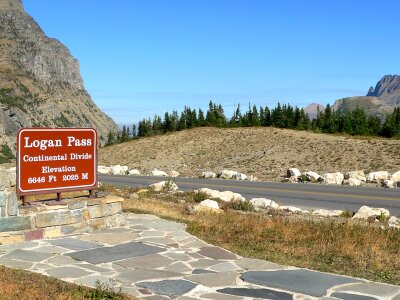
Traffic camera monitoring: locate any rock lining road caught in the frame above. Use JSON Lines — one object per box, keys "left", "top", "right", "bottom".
{"left": 99, "top": 175, "right": 400, "bottom": 215}
{"left": 0, "top": 213, "right": 399, "bottom": 299}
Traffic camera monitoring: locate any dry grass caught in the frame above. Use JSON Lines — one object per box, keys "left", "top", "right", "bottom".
{"left": 0, "top": 266, "right": 133, "bottom": 300}
{"left": 119, "top": 189, "right": 400, "bottom": 285}
{"left": 99, "top": 127, "right": 400, "bottom": 181}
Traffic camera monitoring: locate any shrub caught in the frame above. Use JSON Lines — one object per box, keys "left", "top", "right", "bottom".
{"left": 220, "top": 199, "right": 255, "bottom": 212}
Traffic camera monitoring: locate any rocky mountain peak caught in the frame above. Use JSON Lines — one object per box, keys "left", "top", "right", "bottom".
{"left": 0, "top": 0, "right": 117, "bottom": 141}
{"left": 366, "top": 75, "right": 400, "bottom": 106}
{"left": 0, "top": 0, "right": 23, "bottom": 11}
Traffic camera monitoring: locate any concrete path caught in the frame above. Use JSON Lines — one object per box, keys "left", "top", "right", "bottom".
{"left": 0, "top": 213, "right": 399, "bottom": 299}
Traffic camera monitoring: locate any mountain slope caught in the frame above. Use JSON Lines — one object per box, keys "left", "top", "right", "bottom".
{"left": 332, "top": 75, "right": 400, "bottom": 118}
{"left": 99, "top": 127, "right": 400, "bottom": 182}
{"left": 0, "top": 0, "right": 117, "bottom": 140}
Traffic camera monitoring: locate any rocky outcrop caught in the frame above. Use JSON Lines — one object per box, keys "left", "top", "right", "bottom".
{"left": 367, "top": 75, "right": 400, "bottom": 106}
{"left": 0, "top": 0, "right": 117, "bottom": 141}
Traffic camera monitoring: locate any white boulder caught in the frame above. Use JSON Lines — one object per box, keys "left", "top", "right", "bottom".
{"left": 382, "top": 180, "right": 395, "bottom": 188}
{"left": 391, "top": 171, "right": 400, "bottom": 183}
{"left": 201, "top": 171, "right": 217, "bottom": 179}
{"left": 344, "top": 171, "right": 366, "bottom": 182}
{"left": 199, "top": 199, "right": 220, "bottom": 210}
{"left": 169, "top": 170, "right": 180, "bottom": 177}
{"left": 128, "top": 169, "right": 141, "bottom": 175}
{"left": 232, "top": 172, "right": 247, "bottom": 181}
{"left": 312, "top": 209, "right": 343, "bottom": 217}
{"left": 111, "top": 165, "right": 128, "bottom": 175}
{"left": 198, "top": 188, "right": 245, "bottom": 202}
{"left": 150, "top": 169, "right": 169, "bottom": 177}
{"left": 366, "top": 171, "right": 390, "bottom": 183}
{"left": 342, "top": 178, "right": 362, "bottom": 187}
{"left": 248, "top": 175, "right": 258, "bottom": 181}
{"left": 352, "top": 205, "right": 390, "bottom": 220}
{"left": 218, "top": 170, "right": 238, "bottom": 179}
{"left": 321, "top": 172, "right": 344, "bottom": 185}
{"left": 388, "top": 216, "right": 399, "bottom": 229}
{"left": 219, "top": 191, "right": 245, "bottom": 202}
{"left": 149, "top": 180, "right": 178, "bottom": 192}
{"left": 302, "top": 171, "right": 321, "bottom": 182}
{"left": 280, "top": 206, "right": 304, "bottom": 213}
{"left": 287, "top": 168, "right": 301, "bottom": 178}
{"left": 249, "top": 198, "right": 279, "bottom": 209}
{"left": 98, "top": 165, "right": 112, "bottom": 174}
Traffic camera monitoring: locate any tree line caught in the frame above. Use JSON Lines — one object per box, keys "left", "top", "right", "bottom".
{"left": 105, "top": 101, "right": 400, "bottom": 145}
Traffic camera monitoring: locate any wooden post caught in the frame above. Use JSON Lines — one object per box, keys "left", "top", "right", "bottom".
{"left": 56, "top": 192, "right": 61, "bottom": 201}
{"left": 89, "top": 189, "right": 95, "bottom": 199}
{"left": 21, "top": 196, "right": 27, "bottom": 206}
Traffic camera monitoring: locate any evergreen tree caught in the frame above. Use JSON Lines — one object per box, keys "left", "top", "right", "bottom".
{"left": 198, "top": 108, "right": 206, "bottom": 126}
{"left": 132, "top": 124, "right": 137, "bottom": 139}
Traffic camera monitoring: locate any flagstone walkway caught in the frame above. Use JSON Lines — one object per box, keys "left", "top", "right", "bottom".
{"left": 0, "top": 213, "right": 399, "bottom": 299}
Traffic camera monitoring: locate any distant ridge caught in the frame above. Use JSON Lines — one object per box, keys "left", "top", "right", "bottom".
{"left": 304, "top": 103, "right": 325, "bottom": 119}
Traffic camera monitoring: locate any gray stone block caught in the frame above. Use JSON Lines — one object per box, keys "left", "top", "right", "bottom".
{"left": 67, "top": 201, "right": 86, "bottom": 210}
{"left": 137, "top": 280, "right": 197, "bottom": 298}
{"left": 241, "top": 270, "right": 360, "bottom": 297}
{"left": 1, "top": 249, "right": 54, "bottom": 262}
{"left": 0, "top": 216, "right": 32, "bottom": 232}
{"left": 104, "top": 202, "right": 122, "bottom": 216}
{"left": 0, "top": 171, "right": 10, "bottom": 190}
{"left": 0, "top": 191, "right": 6, "bottom": 207}
{"left": 6, "top": 191, "right": 18, "bottom": 216}
{"left": 35, "top": 209, "right": 83, "bottom": 228}
{"left": 217, "top": 287, "right": 293, "bottom": 299}
{"left": 87, "top": 205, "right": 105, "bottom": 219}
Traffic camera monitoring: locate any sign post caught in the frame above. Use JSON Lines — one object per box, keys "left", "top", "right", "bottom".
{"left": 17, "top": 128, "right": 97, "bottom": 205}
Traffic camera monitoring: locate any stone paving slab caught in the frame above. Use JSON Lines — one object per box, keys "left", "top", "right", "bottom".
{"left": 137, "top": 280, "right": 197, "bottom": 298}
{"left": 217, "top": 287, "right": 293, "bottom": 299}
{"left": 241, "top": 270, "right": 361, "bottom": 297}
{"left": 48, "top": 238, "right": 102, "bottom": 251}
{"left": 0, "top": 213, "right": 399, "bottom": 300}
{"left": 66, "top": 241, "right": 165, "bottom": 264}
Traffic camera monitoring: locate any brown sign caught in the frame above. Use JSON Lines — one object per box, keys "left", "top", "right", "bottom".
{"left": 17, "top": 128, "right": 97, "bottom": 196}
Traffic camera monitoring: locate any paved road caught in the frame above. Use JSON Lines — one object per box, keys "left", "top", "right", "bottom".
{"left": 99, "top": 174, "right": 400, "bottom": 215}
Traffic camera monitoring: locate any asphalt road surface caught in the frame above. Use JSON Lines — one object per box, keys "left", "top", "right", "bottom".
{"left": 99, "top": 174, "right": 400, "bottom": 215}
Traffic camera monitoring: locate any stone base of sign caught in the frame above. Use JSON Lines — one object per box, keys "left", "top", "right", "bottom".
{"left": 0, "top": 195, "right": 125, "bottom": 245}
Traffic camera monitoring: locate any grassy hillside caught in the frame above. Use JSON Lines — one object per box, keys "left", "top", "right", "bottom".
{"left": 332, "top": 96, "right": 393, "bottom": 120}
{"left": 99, "top": 127, "right": 400, "bottom": 181}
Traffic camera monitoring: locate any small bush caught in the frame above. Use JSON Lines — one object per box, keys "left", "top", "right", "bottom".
{"left": 220, "top": 199, "right": 255, "bottom": 212}
{"left": 192, "top": 191, "right": 209, "bottom": 203}
{"left": 340, "top": 210, "right": 354, "bottom": 218}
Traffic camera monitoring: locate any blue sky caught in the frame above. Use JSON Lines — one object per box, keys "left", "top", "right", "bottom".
{"left": 24, "top": 0, "right": 400, "bottom": 124}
